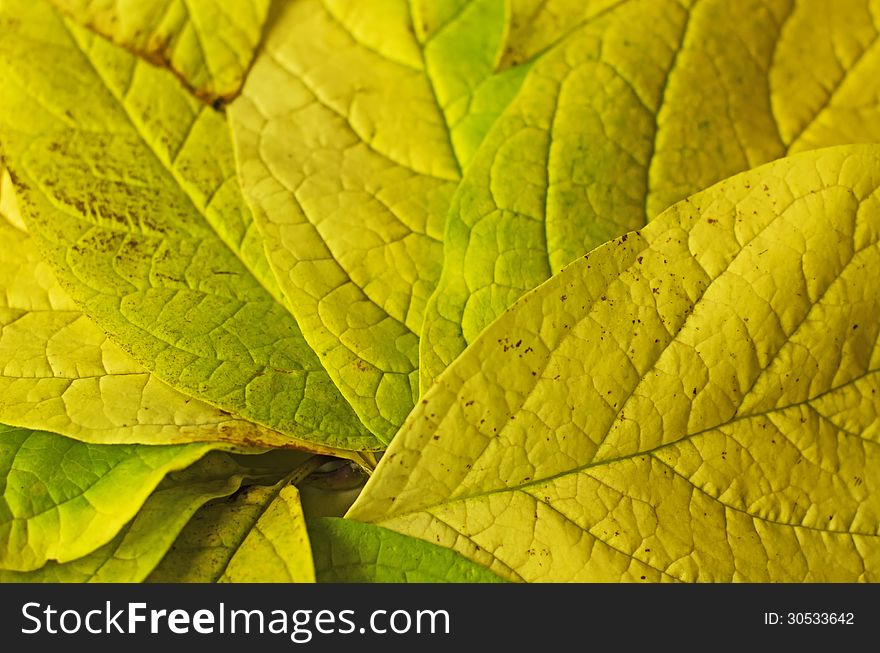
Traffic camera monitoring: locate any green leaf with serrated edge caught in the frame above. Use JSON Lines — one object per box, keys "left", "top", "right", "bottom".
{"left": 420, "top": 0, "right": 880, "bottom": 389}
{"left": 310, "top": 518, "right": 506, "bottom": 583}
{"left": 351, "top": 146, "right": 880, "bottom": 582}
{"left": 147, "top": 462, "right": 320, "bottom": 582}
{"left": 229, "top": 0, "right": 527, "bottom": 440}
{"left": 49, "top": 0, "right": 270, "bottom": 103}
{"left": 0, "top": 423, "right": 225, "bottom": 571}
{"left": 0, "top": 194, "right": 341, "bottom": 453}
{"left": 0, "top": 0, "right": 379, "bottom": 453}
{"left": 0, "top": 448, "right": 313, "bottom": 582}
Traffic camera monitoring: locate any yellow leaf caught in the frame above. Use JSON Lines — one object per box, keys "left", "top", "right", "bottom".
{"left": 498, "top": 0, "right": 625, "bottom": 69}
{"left": 0, "top": 0, "right": 379, "bottom": 453}
{"left": 0, "top": 424, "right": 221, "bottom": 571}
{"left": 229, "top": 0, "right": 526, "bottom": 439}
{"left": 421, "top": 0, "right": 880, "bottom": 389}
{"left": 221, "top": 486, "right": 314, "bottom": 582}
{"left": 49, "top": 0, "right": 270, "bottom": 102}
{"left": 0, "top": 445, "right": 311, "bottom": 580}
{"left": 0, "top": 209, "right": 341, "bottom": 452}
{"left": 350, "top": 146, "right": 880, "bottom": 582}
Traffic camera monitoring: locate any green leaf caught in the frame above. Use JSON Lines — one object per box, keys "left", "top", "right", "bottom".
{"left": 350, "top": 146, "right": 880, "bottom": 581}
{"left": 0, "top": 0, "right": 379, "bottom": 454}
{"left": 0, "top": 423, "right": 221, "bottom": 571}
{"left": 49, "top": 0, "right": 270, "bottom": 103}
{"left": 420, "top": 0, "right": 880, "bottom": 387}
{"left": 411, "top": 0, "right": 531, "bottom": 167}
{"left": 0, "top": 448, "right": 313, "bottom": 582}
{"left": 310, "top": 517, "right": 506, "bottom": 582}
{"left": 148, "top": 460, "right": 321, "bottom": 582}
{"left": 221, "top": 485, "right": 314, "bottom": 582}
{"left": 229, "top": 0, "right": 526, "bottom": 440}
{"left": 0, "top": 200, "right": 334, "bottom": 451}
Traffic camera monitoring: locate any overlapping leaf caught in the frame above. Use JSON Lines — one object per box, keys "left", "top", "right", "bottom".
{"left": 0, "top": 423, "right": 221, "bottom": 571}
{"left": 229, "top": 0, "right": 528, "bottom": 439}
{"left": 2, "top": 0, "right": 879, "bottom": 587}
{"left": 0, "top": 203, "right": 324, "bottom": 449}
{"left": 148, "top": 472, "right": 316, "bottom": 582}
{"left": 0, "top": 162, "right": 25, "bottom": 230}
{"left": 421, "top": 0, "right": 880, "bottom": 387}
{"left": 49, "top": 0, "right": 270, "bottom": 103}
{"left": 350, "top": 146, "right": 880, "bottom": 581}
{"left": 0, "top": 0, "right": 379, "bottom": 453}
{"left": 498, "top": 0, "right": 625, "bottom": 69}
{"left": 0, "top": 446, "right": 313, "bottom": 582}
{"left": 310, "top": 518, "right": 505, "bottom": 582}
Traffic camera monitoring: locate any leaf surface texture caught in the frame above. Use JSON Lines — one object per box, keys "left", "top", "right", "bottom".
{"left": 0, "top": 0, "right": 379, "bottom": 453}
{"left": 0, "top": 424, "right": 218, "bottom": 571}
{"left": 352, "top": 147, "right": 880, "bottom": 582}
{"left": 0, "top": 207, "right": 327, "bottom": 449}
{"left": 310, "top": 517, "right": 506, "bottom": 582}
{"left": 421, "top": 0, "right": 880, "bottom": 386}
{"left": 50, "top": 0, "right": 270, "bottom": 102}
{"left": 229, "top": 0, "right": 527, "bottom": 438}
{"left": 148, "top": 475, "right": 315, "bottom": 582}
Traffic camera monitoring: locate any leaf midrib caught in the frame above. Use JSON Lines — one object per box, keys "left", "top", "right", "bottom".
{"left": 386, "top": 366, "right": 880, "bottom": 527}
{"left": 210, "top": 458, "right": 323, "bottom": 582}
{"left": 378, "top": 192, "right": 880, "bottom": 525}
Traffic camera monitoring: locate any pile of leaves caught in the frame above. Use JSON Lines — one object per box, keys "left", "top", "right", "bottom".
{"left": 1, "top": 0, "right": 879, "bottom": 583}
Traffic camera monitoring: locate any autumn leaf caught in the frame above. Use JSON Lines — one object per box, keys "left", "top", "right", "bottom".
{"left": 351, "top": 146, "right": 880, "bottom": 582}
{"left": 421, "top": 0, "right": 880, "bottom": 388}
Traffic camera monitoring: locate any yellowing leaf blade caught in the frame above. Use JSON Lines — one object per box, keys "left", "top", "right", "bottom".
{"left": 498, "top": 0, "right": 625, "bottom": 69}
{"left": 421, "top": 0, "right": 880, "bottom": 388}
{"left": 0, "top": 447, "right": 313, "bottom": 582}
{"left": 0, "top": 0, "right": 379, "bottom": 453}
{"left": 220, "top": 485, "right": 314, "bottom": 583}
{"left": 0, "top": 204, "right": 342, "bottom": 452}
{"left": 351, "top": 146, "right": 880, "bottom": 582}
{"left": 148, "top": 474, "right": 316, "bottom": 583}
{"left": 310, "top": 517, "right": 507, "bottom": 582}
{"left": 0, "top": 423, "right": 219, "bottom": 571}
{"left": 49, "top": 0, "right": 270, "bottom": 102}
{"left": 229, "top": 0, "right": 527, "bottom": 439}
